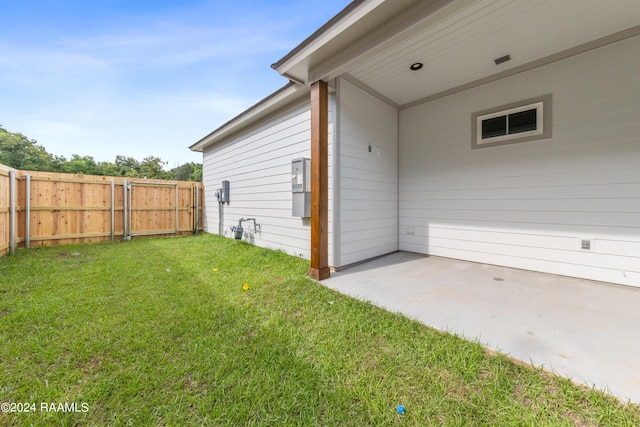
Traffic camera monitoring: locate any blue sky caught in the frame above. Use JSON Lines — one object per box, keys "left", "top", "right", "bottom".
{"left": 0, "top": 0, "right": 349, "bottom": 168}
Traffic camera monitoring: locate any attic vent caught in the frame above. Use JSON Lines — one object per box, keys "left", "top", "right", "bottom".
{"left": 494, "top": 54, "right": 511, "bottom": 65}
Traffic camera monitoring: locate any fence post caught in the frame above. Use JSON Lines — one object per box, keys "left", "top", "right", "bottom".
{"left": 9, "top": 170, "right": 16, "bottom": 254}
{"left": 110, "top": 180, "right": 115, "bottom": 241}
{"left": 25, "top": 174, "right": 31, "bottom": 249}
{"left": 175, "top": 184, "right": 179, "bottom": 235}
{"left": 123, "top": 179, "right": 128, "bottom": 240}
{"left": 194, "top": 184, "right": 199, "bottom": 235}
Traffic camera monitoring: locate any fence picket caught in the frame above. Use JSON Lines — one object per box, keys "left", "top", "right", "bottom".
{"left": 0, "top": 165, "right": 204, "bottom": 254}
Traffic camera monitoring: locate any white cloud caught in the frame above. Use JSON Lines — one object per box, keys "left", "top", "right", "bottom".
{"left": 0, "top": 0, "right": 351, "bottom": 167}
{"left": 1, "top": 88, "right": 253, "bottom": 165}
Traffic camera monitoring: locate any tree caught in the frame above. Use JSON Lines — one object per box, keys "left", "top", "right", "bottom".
{"left": 139, "top": 156, "right": 169, "bottom": 179}
{"left": 50, "top": 154, "right": 67, "bottom": 172}
{"left": 114, "top": 156, "right": 141, "bottom": 177}
{"left": 190, "top": 163, "right": 203, "bottom": 182}
{"left": 170, "top": 162, "right": 202, "bottom": 181}
{"left": 0, "top": 125, "right": 202, "bottom": 181}
{"left": 62, "top": 154, "right": 101, "bottom": 175}
{"left": 98, "top": 161, "right": 119, "bottom": 177}
{"left": 0, "top": 126, "right": 56, "bottom": 171}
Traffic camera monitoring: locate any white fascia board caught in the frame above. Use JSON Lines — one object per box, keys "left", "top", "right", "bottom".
{"left": 273, "top": 0, "right": 386, "bottom": 84}
{"left": 309, "top": 0, "right": 462, "bottom": 83}
{"left": 189, "top": 82, "right": 308, "bottom": 152}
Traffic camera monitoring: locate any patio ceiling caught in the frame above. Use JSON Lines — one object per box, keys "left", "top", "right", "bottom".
{"left": 278, "top": 0, "right": 640, "bottom": 108}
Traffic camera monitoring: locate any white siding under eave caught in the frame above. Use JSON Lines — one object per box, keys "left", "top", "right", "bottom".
{"left": 202, "top": 99, "right": 335, "bottom": 262}
{"left": 336, "top": 77, "right": 398, "bottom": 267}
{"left": 399, "top": 35, "right": 640, "bottom": 287}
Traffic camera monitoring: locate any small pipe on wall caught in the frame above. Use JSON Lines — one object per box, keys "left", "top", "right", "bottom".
{"left": 232, "top": 218, "right": 260, "bottom": 240}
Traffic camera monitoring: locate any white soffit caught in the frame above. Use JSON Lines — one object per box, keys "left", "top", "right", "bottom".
{"left": 346, "top": 0, "right": 640, "bottom": 106}
{"left": 275, "top": 0, "right": 423, "bottom": 84}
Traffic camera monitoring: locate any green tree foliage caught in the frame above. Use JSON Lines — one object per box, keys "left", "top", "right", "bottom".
{"left": 190, "top": 163, "right": 203, "bottom": 182}
{"left": 170, "top": 162, "right": 202, "bottom": 182}
{"left": 62, "top": 154, "right": 101, "bottom": 175}
{"left": 114, "top": 155, "right": 141, "bottom": 177}
{"left": 0, "top": 125, "right": 202, "bottom": 181}
{"left": 140, "top": 156, "right": 170, "bottom": 179}
{"left": 0, "top": 125, "right": 59, "bottom": 171}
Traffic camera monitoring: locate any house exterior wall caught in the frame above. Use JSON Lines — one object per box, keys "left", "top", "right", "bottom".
{"left": 398, "top": 36, "right": 640, "bottom": 287}
{"left": 202, "top": 98, "right": 335, "bottom": 262}
{"left": 336, "top": 77, "right": 398, "bottom": 267}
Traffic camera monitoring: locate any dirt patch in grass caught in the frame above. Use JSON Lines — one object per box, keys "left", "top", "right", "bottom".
{"left": 82, "top": 355, "right": 103, "bottom": 375}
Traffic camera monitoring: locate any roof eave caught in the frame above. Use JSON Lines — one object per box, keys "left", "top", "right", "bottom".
{"left": 271, "top": 0, "right": 381, "bottom": 83}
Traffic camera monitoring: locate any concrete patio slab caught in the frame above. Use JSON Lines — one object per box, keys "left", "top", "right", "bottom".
{"left": 324, "top": 252, "right": 640, "bottom": 403}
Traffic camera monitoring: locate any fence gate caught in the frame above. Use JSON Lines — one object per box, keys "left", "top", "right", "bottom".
{"left": 124, "top": 181, "right": 180, "bottom": 239}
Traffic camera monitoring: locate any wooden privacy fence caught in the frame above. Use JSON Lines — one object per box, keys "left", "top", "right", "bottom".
{"left": 0, "top": 164, "right": 11, "bottom": 256}
{"left": 0, "top": 164, "right": 204, "bottom": 256}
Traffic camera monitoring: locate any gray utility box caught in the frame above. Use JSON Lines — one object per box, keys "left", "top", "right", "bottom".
{"left": 292, "top": 158, "right": 311, "bottom": 218}
{"left": 220, "top": 180, "right": 230, "bottom": 203}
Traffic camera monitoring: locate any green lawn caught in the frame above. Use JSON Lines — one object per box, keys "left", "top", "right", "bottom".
{"left": 0, "top": 234, "right": 638, "bottom": 426}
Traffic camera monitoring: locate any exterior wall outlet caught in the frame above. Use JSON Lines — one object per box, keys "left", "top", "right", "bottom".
{"left": 581, "top": 240, "right": 591, "bottom": 250}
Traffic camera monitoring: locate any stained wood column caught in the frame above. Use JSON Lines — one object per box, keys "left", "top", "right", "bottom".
{"left": 309, "top": 80, "right": 330, "bottom": 280}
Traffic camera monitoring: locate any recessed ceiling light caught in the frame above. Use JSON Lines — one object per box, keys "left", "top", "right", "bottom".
{"left": 494, "top": 54, "right": 511, "bottom": 65}
{"left": 410, "top": 62, "right": 423, "bottom": 71}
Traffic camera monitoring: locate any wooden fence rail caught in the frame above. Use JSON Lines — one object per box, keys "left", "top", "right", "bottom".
{"left": 0, "top": 164, "right": 204, "bottom": 256}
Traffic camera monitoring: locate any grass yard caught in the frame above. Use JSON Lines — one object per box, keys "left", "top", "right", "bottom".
{"left": 0, "top": 234, "right": 638, "bottom": 426}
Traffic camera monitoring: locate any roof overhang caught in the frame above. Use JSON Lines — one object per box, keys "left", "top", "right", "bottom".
{"left": 272, "top": 0, "right": 436, "bottom": 85}
{"left": 192, "top": 0, "right": 640, "bottom": 150}
{"left": 189, "top": 82, "right": 308, "bottom": 152}
{"left": 273, "top": 0, "right": 640, "bottom": 107}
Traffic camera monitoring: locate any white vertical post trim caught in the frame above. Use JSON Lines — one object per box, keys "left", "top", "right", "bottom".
{"left": 331, "top": 83, "right": 341, "bottom": 268}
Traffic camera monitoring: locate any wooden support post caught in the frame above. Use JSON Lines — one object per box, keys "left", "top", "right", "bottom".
{"left": 309, "top": 80, "right": 330, "bottom": 280}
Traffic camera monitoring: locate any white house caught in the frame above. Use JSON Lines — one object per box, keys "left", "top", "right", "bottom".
{"left": 190, "top": 0, "right": 640, "bottom": 287}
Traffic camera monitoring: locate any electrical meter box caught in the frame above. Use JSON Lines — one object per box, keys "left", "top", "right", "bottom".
{"left": 291, "top": 158, "right": 310, "bottom": 217}
{"left": 220, "top": 180, "right": 230, "bottom": 203}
